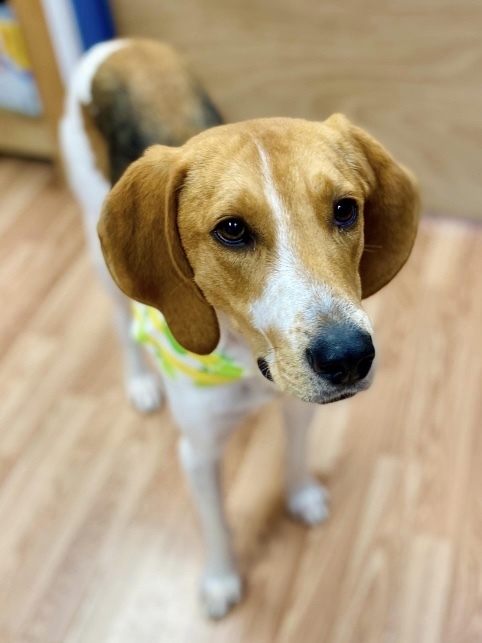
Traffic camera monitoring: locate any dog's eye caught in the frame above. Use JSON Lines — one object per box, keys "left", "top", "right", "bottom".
{"left": 213, "top": 217, "right": 253, "bottom": 248}
{"left": 334, "top": 198, "right": 358, "bottom": 228}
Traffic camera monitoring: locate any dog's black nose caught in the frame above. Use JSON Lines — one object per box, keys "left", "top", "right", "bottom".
{"left": 306, "top": 324, "right": 375, "bottom": 385}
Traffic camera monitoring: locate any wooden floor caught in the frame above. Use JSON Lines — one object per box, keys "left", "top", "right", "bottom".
{"left": 1, "top": 157, "right": 482, "bottom": 643}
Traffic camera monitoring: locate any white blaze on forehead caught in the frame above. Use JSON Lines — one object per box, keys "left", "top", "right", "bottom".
{"left": 250, "top": 142, "right": 372, "bottom": 339}
{"left": 251, "top": 142, "right": 329, "bottom": 334}
{"left": 255, "top": 143, "right": 290, "bottom": 240}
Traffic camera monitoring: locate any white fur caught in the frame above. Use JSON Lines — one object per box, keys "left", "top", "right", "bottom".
{"left": 256, "top": 142, "right": 289, "bottom": 235}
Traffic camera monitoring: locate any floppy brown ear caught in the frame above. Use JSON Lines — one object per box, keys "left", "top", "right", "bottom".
{"left": 328, "top": 114, "right": 420, "bottom": 298}
{"left": 98, "top": 146, "right": 220, "bottom": 354}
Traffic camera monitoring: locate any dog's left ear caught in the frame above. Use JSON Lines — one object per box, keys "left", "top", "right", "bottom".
{"left": 327, "top": 114, "right": 420, "bottom": 298}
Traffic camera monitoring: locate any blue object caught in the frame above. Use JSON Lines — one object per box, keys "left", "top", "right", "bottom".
{"left": 70, "top": 0, "right": 116, "bottom": 51}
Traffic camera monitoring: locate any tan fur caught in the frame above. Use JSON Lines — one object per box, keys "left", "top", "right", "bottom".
{"left": 99, "top": 116, "right": 420, "bottom": 363}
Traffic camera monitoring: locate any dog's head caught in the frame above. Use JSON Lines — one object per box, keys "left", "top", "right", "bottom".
{"left": 98, "top": 115, "right": 420, "bottom": 403}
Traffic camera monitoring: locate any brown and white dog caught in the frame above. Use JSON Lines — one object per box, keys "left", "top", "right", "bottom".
{"left": 61, "top": 38, "right": 420, "bottom": 618}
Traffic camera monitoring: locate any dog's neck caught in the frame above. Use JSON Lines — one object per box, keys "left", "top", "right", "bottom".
{"left": 215, "top": 311, "right": 260, "bottom": 375}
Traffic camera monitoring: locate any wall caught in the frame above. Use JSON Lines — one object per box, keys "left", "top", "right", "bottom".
{"left": 112, "top": 0, "right": 482, "bottom": 220}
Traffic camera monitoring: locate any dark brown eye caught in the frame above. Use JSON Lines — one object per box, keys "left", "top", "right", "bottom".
{"left": 213, "top": 217, "right": 253, "bottom": 247}
{"left": 334, "top": 198, "right": 358, "bottom": 228}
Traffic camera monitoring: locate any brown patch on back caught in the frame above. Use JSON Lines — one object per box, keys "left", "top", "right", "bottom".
{"left": 89, "top": 39, "right": 222, "bottom": 183}
{"left": 80, "top": 103, "right": 109, "bottom": 181}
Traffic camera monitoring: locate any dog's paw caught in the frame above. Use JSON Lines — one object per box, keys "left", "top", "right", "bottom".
{"left": 287, "top": 481, "right": 330, "bottom": 526}
{"left": 200, "top": 571, "right": 243, "bottom": 619}
{"left": 126, "top": 372, "right": 163, "bottom": 413}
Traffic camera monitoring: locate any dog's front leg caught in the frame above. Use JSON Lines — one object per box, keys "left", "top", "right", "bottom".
{"left": 178, "top": 435, "right": 241, "bottom": 619}
{"left": 282, "top": 397, "right": 330, "bottom": 526}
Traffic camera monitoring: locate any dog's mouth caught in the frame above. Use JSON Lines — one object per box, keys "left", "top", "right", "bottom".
{"left": 315, "top": 389, "right": 358, "bottom": 405}
{"left": 305, "top": 380, "right": 371, "bottom": 405}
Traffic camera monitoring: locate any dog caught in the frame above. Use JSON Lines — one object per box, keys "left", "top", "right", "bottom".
{"left": 60, "top": 38, "right": 420, "bottom": 618}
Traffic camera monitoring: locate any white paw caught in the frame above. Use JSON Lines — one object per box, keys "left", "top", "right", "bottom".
{"left": 126, "top": 372, "right": 163, "bottom": 413}
{"left": 287, "top": 481, "right": 330, "bottom": 526}
{"left": 201, "top": 571, "right": 243, "bottom": 619}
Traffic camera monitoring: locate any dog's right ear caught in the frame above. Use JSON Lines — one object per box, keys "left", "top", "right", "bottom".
{"left": 98, "top": 146, "right": 220, "bottom": 355}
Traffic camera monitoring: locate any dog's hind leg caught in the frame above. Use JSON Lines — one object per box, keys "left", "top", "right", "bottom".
{"left": 282, "top": 397, "right": 330, "bottom": 526}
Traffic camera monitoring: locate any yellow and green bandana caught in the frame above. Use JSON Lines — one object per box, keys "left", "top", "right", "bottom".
{"left": 132, "top": 303, "right": 245, "bottom": 387}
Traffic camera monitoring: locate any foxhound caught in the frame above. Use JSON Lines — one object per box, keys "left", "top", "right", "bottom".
{"left": 60, "top": 38, "right": 419, "bottom": 618}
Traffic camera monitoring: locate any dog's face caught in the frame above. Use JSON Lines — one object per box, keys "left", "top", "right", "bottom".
{"left": 99, "top": 116, "right": 419, "bottom": 404}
